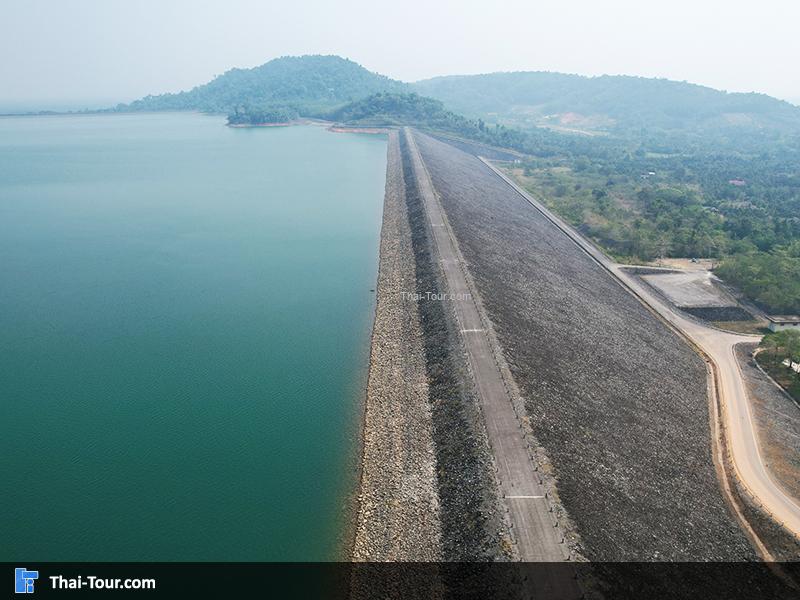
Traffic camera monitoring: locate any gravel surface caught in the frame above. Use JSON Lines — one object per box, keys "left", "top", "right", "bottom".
{"left": 353, "top": 131, "right": 511, "bottom": 569}
{"left": 413, "top": 131, "right": 756, "bottom": 561}
{"left": 641, "top": 271, "right": 737, "bottom": 308}
{"left": 352, "top": 131, "right": 442, "bottom": 562}
{"left": 424, "top": 132, "right": 523, "bottom": 161}
{"left": 400, "top": 132, "right": 513, "bottom": 563}
{"left": 682, "top": 306, "right": 754, "bottom": 322}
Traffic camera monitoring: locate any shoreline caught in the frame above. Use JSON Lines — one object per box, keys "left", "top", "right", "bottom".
{"left": 350, "top": 128, "right": 517, "bottom": 570}
{"left": 227, "top": 121, "right": 293, "bottom": 128}
{"left": 328, "top": 126, "right": 392, "bottom": 135}
{"left": 349, "top": 130, "right": 442, "bottom": 562}
{"left": 226, "top": 120, "right": 392, "bottom": 135}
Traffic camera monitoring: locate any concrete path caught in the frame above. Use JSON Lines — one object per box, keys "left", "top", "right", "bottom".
{"left": 482, "top": 158, "right": 800, "bottom": 542}
{"left": 405, "top": 129, "right": 576, "bottom": 572}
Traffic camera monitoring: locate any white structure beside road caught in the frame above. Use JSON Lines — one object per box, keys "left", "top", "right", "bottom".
{"left": 767, "top": 315, "right": 800, "bottom": 332}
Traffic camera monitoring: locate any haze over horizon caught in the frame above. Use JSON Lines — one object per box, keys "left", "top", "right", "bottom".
{"left": 2, "top": 0, "right": 799, "bottom": 110}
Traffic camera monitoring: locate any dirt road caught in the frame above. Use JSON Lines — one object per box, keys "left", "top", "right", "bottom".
{"left": 483, "top": 158, "right": 800, "bottom": 541}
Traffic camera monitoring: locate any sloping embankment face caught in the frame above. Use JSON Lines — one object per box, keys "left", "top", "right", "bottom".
{"left": 352, "top": 131, "right": 442, "bottom": 561}
{"left": 411, "top": 131, "right": 756, "bottom": 561}
{"left": 398, "top": 132, "right": 514, "bottom": 562}
{"left": 353, "top": 131, "right": 511, "bottom": 564}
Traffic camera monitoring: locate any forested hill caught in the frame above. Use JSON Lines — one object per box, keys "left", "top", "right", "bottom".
{"left": 119, "top": 55, "right": 800, "bottom": 140}
{"left": 326, "top": 93, "right": 537, "bottom": 151}
{"left": 412, "top": 72, "right": 800, "bottom": 135}
{"left": 118, "top": 55, "right": 406, "bottom": 114}
{"left": 329, "top": 92, "right": 462, "bottom": 126}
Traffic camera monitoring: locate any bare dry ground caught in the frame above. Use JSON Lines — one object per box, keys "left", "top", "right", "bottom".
{"left": 646, "top": 258, "right": 717, "bottom": 272}
{"left": 641, "top": 271, "right": 738, "bottom": 308}
{"left": 412, "top": 131, "right": 755, "bottom": 561}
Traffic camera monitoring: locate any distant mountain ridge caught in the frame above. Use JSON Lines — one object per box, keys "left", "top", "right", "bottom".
{"left": 120, "top": 55, "right": 800, "bottom": 136}
{"left": 413, "top": 71, "right": 800, "bottom": 134}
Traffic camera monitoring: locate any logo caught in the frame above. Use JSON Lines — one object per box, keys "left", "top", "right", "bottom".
{"left": 15, "top": 568, "right": 39, "bottom": 594}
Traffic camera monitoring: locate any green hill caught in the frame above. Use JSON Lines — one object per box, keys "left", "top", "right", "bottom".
{"left": 119, "top": 55, "right": 406, "bottom": 114}
{"left": 412, "top": 72, "right": 800, "bottom": 135}
{"left": 326, "top": 92, "right": 539, "bottom": 151}
{"left": 119, "top": 55, "right": 800, "bottom": 140}
{"left": 328, "top": 92, "right": 458, "bottom": 125}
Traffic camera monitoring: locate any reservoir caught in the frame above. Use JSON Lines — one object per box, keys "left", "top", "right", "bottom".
{"left": 0, "top": 113, "right": 387, "bottom": 560}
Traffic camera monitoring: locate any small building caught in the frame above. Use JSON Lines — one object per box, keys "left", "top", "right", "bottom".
{"left": 766, "top": 315, "right": 800, "bottom": 332}
{"left": 781, "top": 358, "right": 800, "bottom": 373}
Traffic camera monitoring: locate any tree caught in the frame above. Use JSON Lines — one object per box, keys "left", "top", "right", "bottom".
{"left": 761, "top": 330, "right": 800, "bottom": 379}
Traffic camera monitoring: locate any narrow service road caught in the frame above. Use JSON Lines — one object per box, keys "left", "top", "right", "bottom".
{"left": 483, "top": 158, "right": 800, "bottom": 541}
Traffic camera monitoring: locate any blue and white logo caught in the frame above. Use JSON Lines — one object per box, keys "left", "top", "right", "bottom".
{"left": 15, "top": 568, "right": 39, "bottom": 594}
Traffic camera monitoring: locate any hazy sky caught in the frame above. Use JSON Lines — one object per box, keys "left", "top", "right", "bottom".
{"left": 2, "top": 0, "right": 799, "bottom": 109}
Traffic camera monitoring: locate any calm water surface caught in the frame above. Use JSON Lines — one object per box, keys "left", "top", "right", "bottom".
{"left": 0, "top": 113, "right": 386, "bottom": 560}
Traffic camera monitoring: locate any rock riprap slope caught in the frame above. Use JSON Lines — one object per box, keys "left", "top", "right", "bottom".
{"left": 353, "top": 131, "right": 442, "bottom": 561}
{"left": 413, "top": 131, "right": 755, "bottom": 560}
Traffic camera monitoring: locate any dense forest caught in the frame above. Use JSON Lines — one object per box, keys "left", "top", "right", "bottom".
{"left": 326, "top": 92, "right": 567, "bottom": 152}
{"left": 120, "top": 55, "right": 800, "bottom": 315}
{"left": 506, "top": 138, "right": 800, "bottom": 314}
{"left": 510, "top": 160, "right": 800, "bottom": 313}
{"left": 227, "top": 105, "right": 298, "bottom": 125}
{"left": 327, "top": 92, "right": 453, "bottom": 124}
{"left": 121, "top": 54, "right": 800, "bottom": 139}
{"left": 413, "top": 72, "right": 800, "bottom": 138}
{"left": 119, "top": 55, "right": 405, "bottom": 114}
{"left": 716, "top": 249, "right": 800, "bottom": 314}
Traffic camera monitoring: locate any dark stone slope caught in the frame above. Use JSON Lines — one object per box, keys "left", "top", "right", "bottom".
{"left": 413, "top": 131, "right": 755, "bottom": 561}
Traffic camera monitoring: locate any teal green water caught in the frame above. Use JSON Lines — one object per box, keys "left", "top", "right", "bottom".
{"left": 0, "top": 113, "right": 386, "bottom": 560}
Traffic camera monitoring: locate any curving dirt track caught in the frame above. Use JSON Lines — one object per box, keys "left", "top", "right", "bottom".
{"left": 482, "top": 157, "right": 800, "bottom": 544}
